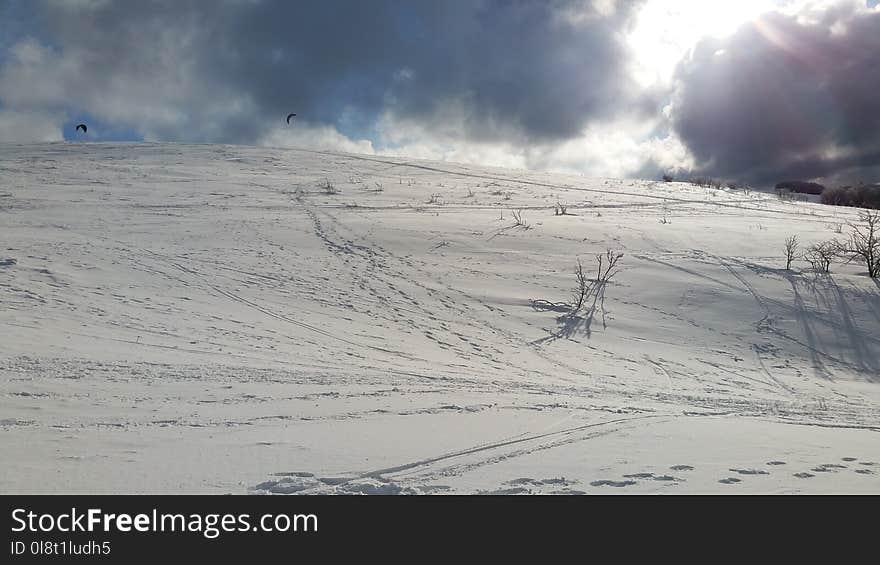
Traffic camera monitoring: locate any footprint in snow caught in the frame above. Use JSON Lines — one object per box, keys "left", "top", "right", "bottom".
{"left": 841, "top": 457, "right": 858, "bottom": 462}
{"left": 811, "top": 464, "right": 847, "bottom": 473}
{"left": 670, "top": 465, "right": 694, "bottom": 471}
{"left": 718, "top": 477, "right": 741, "bottom": 484}
{"left": 766, "top": 461, "right": 786, "bottom": 466}
{"left": 252, "top": 476, "right": 320, "bottom": 494}
{"left": 482, "top": 487, "right": 531, "bottom": 495}
{"left": 418, "top": 485, "right": 452, "bottom": 493}
{"left": 854, "top": 469, "right": 874, "bottom": 475}
{"left": 729, "top": 468, "right": 769, "bottom": 475}
{"left": 540, "top": 477, "right": 577, "bottom": 486}
{"left": 317, "top": 477, "right": 351, "bottom": 485}
{"left": 793, "top": 472, "right": 814, "bottom": 479}
{"left": 590, "top": 480, "right": 636, "bottom": 488}
{"left": 507, "top": 477, "right": 577, "bottom": 487}
{"left": 652, "top": 475, "right": 682, "bottom": 482}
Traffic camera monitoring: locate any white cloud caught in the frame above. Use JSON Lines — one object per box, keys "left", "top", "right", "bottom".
{"left": 261, "top": 123, "right": 377, "bottom": 155}
{"left": 3, "top": 0, "right": 874, "bottom": 183}
{"left": 0, "top": 110, "right": 62, "bottom": 142}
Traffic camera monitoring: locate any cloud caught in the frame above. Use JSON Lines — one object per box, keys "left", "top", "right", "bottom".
{"left": 0, "top": 0, "right": 645, "bottom": 151}
{"left": 9, "top": 0, "right": 874, "bottom": 187}
{"left": 669, "top": 0, "right": 880, "bottom": 185}
{"left": 0, "top": 109, "right": 62, "bottom": 142}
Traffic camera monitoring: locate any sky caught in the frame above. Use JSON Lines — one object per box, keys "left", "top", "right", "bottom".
{"left": 0, "top": 0, "right": 878, "bottom": 186}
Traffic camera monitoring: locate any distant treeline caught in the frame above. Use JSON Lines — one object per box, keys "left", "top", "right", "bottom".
{"left": 819, "top": 184, "right": 880, "bottom": 209}
{"left": 774, "top": 180, "right": 825, "bottom": 195}
{"left": 662, "top": 172, "right": 880, "bottom": 209}
{"left": 774, "top": 180, "right": 880, "bottom": 209}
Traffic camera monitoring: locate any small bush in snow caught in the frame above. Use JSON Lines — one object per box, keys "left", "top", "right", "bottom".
{"left": 838, "top": 210, "right": 880, "bottom": 278}
{"left": 319, "top": 178, "right": 338, "bottom": 195}
{"left": 512, "top": 209, "right": 530, "bottom": 229}
{"left": 784, "top": 235, "right": 799, "bottom": 270}
{"left": 803, "top": 241, "right": 837, "bottom": 273}
{"left": 570, "top": 249, "right": 624, "bottom": 314}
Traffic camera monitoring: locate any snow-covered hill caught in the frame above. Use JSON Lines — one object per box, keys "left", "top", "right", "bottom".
{"left": 2, "top": 142, "right": 878, "bottom": 494}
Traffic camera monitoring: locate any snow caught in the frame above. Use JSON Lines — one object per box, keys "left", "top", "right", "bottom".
{"left": 1, "top": 141, "right": 878, "bottom": 494}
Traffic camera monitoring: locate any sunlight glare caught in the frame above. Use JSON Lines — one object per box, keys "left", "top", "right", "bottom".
{"left": 627, "top": 0, "right": 785, "bottom": 87}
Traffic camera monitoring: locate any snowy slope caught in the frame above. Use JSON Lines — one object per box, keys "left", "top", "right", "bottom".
{"left": 1, "top": 142, "right": 878, "bottom": 494}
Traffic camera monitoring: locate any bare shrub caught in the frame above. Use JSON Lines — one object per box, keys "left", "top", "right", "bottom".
{"left": 662, "top": 172, "right": 674, "bottom": 182}
{"left": 803, "top": 241, "right": 837, "bottom": 273}
{"left": 784, "top": 235, "right": 799, "bottom": 270}
{"left": 839, "top": 210, "right": 880, "bottom": 277}
{"left": 659, "top": 201, "right": 671, "bottom": 224}
{"left": 555, "top": 202, "right": 568, "bottom": 216}
{"left": 319, "top": 178, "right": 338, "bottom": 195}
{"left": 570, "top": 249, "right": 624, "bottom": 314}
{"left": 596, "top": 249, "right": 624, "bottom": 284}
{"left": 426, "top": 193, "right": 442, "bottom": 204}
{"left": 688, "top": 177, "right": 723, "bottom": 189}
{"left": 775, "top": 187, "right": 793, "bottom": 202}
{"left": 571, "top": 258, "right": 590, "bottom": 312}
{"left": 512, "top": 209, "right": 530, "bottom": 229}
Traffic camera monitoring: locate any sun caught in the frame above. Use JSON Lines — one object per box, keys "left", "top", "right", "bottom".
{"left": 626, "top": 0, "right": 786, "bottom": 87}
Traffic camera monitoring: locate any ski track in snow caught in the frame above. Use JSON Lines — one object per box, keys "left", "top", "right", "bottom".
{"left": 1, "top": 142, "right": 879, "bottom": 494}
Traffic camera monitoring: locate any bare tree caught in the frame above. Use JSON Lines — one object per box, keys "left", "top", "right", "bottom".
{"left": 784, "top": 235, "right": 799, "bottom": 270}
{"left": 803, "top": 241, "right": 837, "bottom": 273}
{"left": 839, "top": 210, "right": 880, "bottom": 278}
{"left": 571, "top": 258, "right": 590, "bottom": 312}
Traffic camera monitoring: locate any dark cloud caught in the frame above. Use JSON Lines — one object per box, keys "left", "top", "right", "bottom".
{"left": 670, "top": 2, "right": 880, "bottom": 185}
{"left": 6, "top": 0, "right": 643, "bottom": 145}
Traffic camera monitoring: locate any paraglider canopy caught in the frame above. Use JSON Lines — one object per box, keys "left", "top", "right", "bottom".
{"left": 286, "top": 113, "right": 296, "bottom": 124}
{"left": 75, "top": 123, "right": 87, "bottom": 133}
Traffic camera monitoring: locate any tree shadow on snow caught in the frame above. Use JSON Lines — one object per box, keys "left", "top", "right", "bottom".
{"left": 530, "top": 281, "right": 611, "bottom": 344}
{"left": 785, "top": 270, "right": 880, "bottom": 380}
{"left": 725, "top": 256, "right": 880, "bottom": 380}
